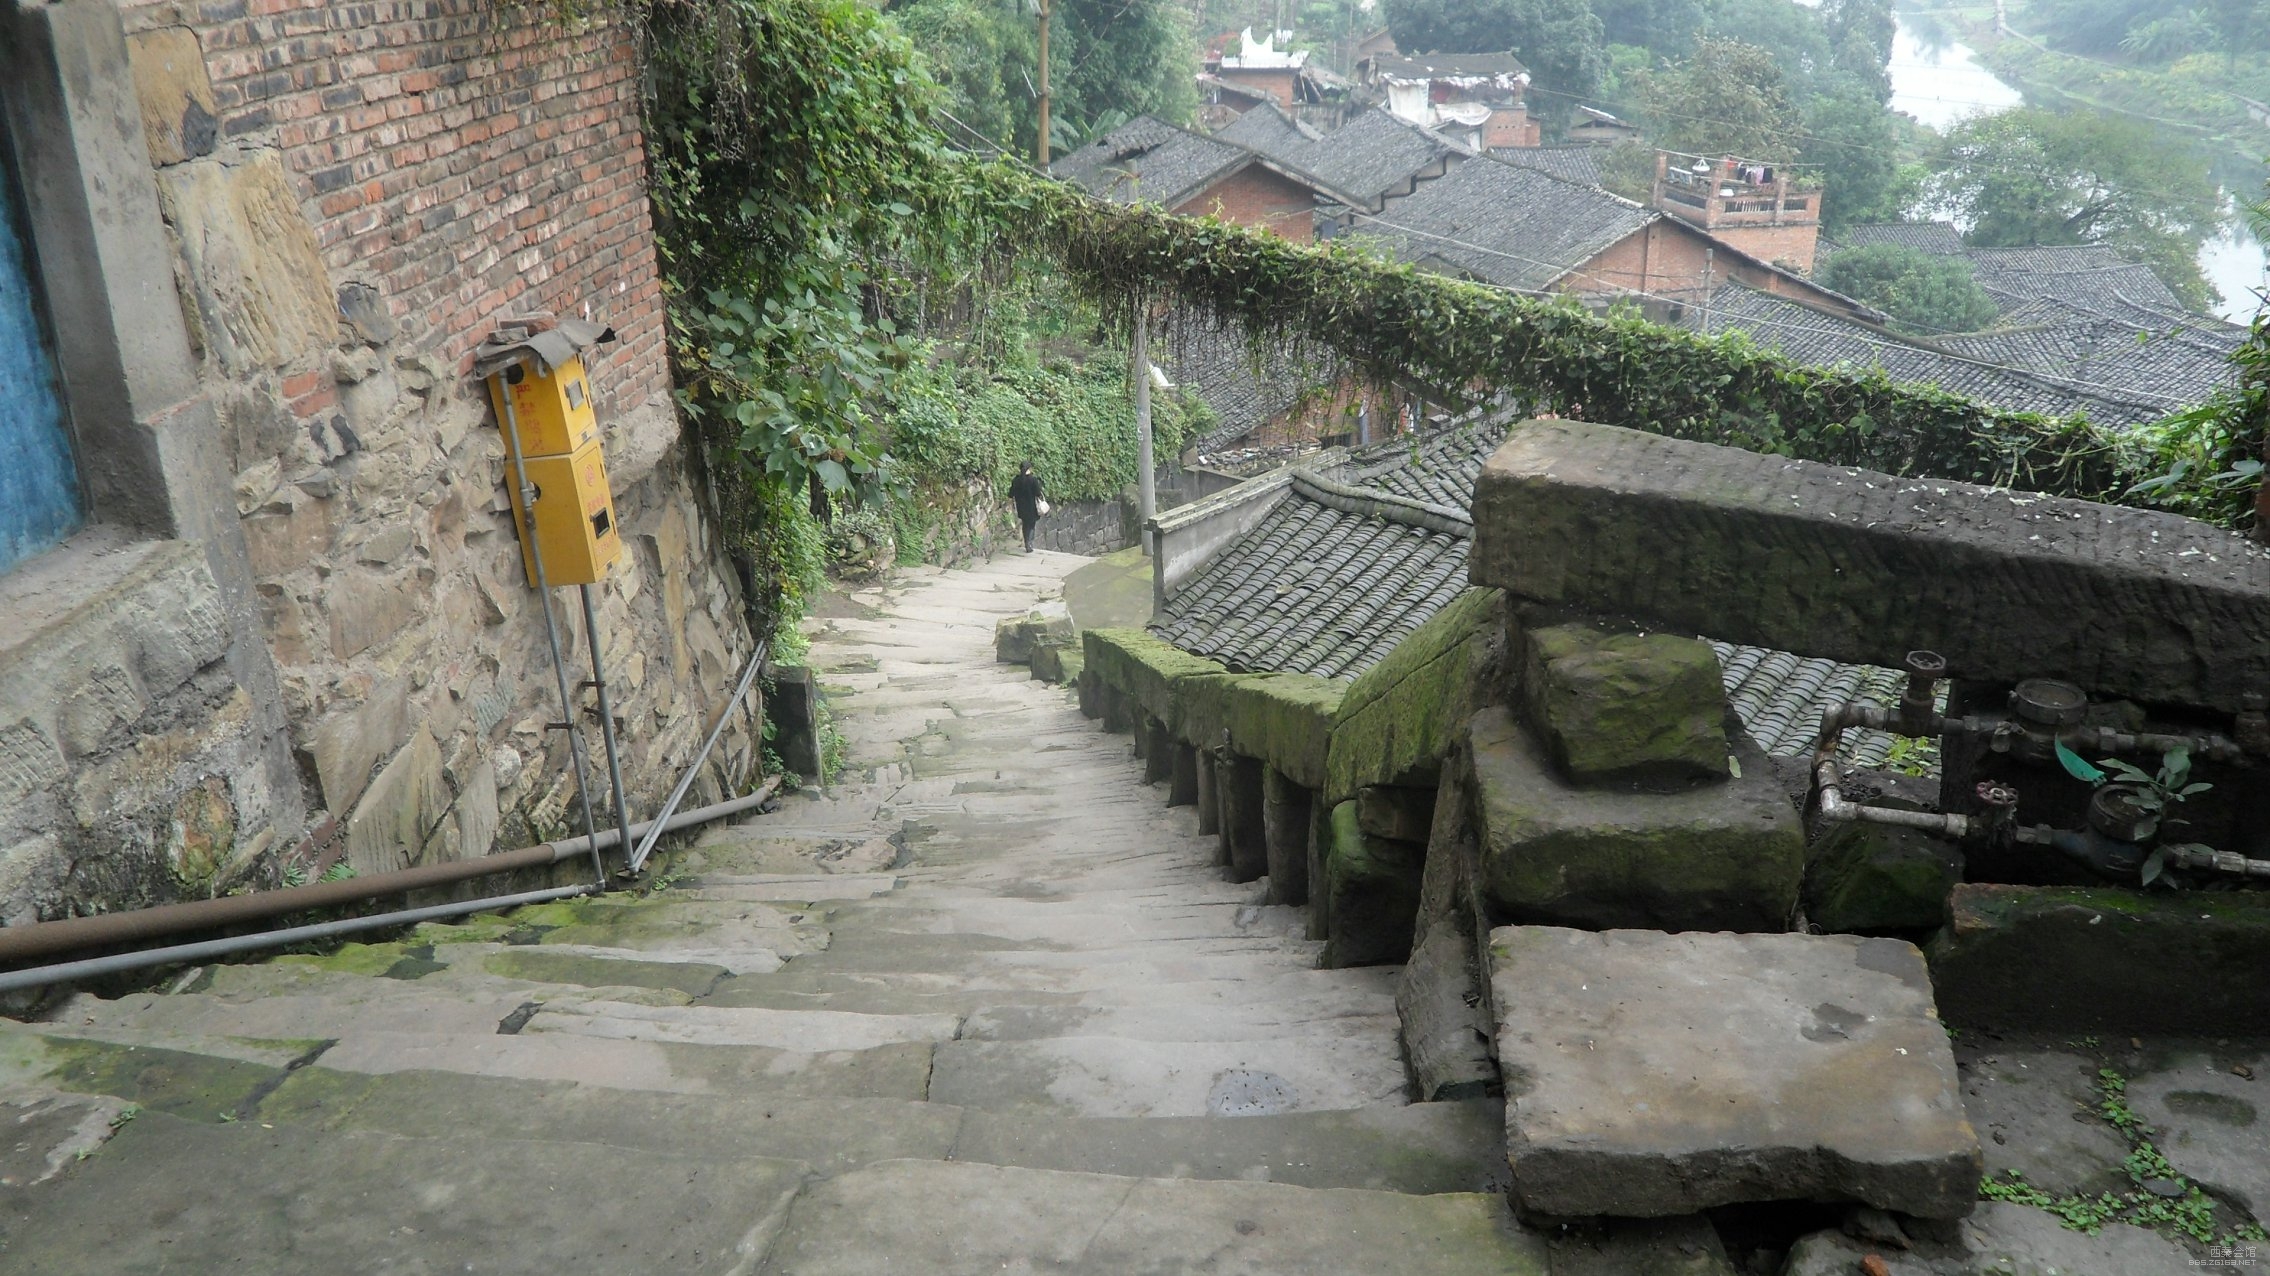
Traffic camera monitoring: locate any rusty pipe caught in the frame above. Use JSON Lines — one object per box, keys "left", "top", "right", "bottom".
{"left": 1815, "top": 759, "right": 1974, "bottom": 839}
{"left": 0, "top": 777, "right": 778, "bottom": 968}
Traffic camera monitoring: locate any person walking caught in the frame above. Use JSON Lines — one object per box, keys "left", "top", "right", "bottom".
{"left": 1009, "top": 461, "right": 1046, "bottom": 553}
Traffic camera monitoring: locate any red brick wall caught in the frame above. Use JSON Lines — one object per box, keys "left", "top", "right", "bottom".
{"left": 1176, "top": 166, "right": 1315, "bottom": 243}
{"left": 1217, "top": 66, "right": 1297, "bottom": 109}
{"left": 1482, "top": 108, "right": 1537, "bottom": 150}
{"left": 1705, "top": 222, "right": 1821, "bottom": 276}
{"left": 131, "top": 0, "right": 667, "bottom": 417}
{"left": 1564, "top": 220, "right": 1849, "bottom": 314}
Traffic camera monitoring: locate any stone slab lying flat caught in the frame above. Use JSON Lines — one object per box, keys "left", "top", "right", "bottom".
{"left": 757, "top": 1158, "right": 1549, "bottom": 1276}
{"left": 928, "top": 1034, "right": 1409, "bottom": 1117}
{"left": 1489, "top": 926, "right": 1980, "bottom": 1218}
{"left": 948, "top": 1099, "right": 1507, "bottom": 1195}
{"left": 1469, "top": 419, "right": 2270, "bottom": 714}
{"left": 1469, "top": 708, "right": 1803, "bottom": 932}
{"left": 1781, "top": 1201, "right": 2198, "bottom": 1276}
{"left": 0, "top": 1112, "right": 807, "bottom": 1275}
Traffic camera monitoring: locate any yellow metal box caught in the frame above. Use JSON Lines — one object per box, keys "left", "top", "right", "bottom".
{"left": 504, "top": 439, "right": 622, "bottom": 586}
{"left": 487, "top": 354, "right": 601, "bottom": 458}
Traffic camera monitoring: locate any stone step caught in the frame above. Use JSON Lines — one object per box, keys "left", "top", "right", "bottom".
{"left": 955, "top": 1001, "right": 1400, "bottom": 1045}
{"left": 699, "top": 966, "right": 1402, "bottom": 1018}
{"left": 818, "top": 899, "right": 1310, "bottom": 946}
{"left": 928, "top": 1033, "right": 1410, "bottom": 1118}
{"left": 670, "top": 873, "right": 899, "bottom": 901}
{"left": 6, "top": 1019, "right": 936, "bottom": 1102}
{"left": 0, "top": 1110, "right": 807, "bottom": 1275}
{"left": 753, "top": 1159, "right": 1547, "bottom": 1276}
{"left": 522, "top": 1000, "right": 963, "bottom": 1051}
{"left": 249, "top": 1068, "right": 1506, "bottom": 1194}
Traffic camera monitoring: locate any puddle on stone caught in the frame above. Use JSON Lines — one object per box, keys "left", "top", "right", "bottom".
{"left": 1208, "top": 1069, "right": 1298, "bottom": 1116}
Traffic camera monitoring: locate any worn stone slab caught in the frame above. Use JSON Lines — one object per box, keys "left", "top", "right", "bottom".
{"left": 1781, "top": 1201, "right": 2199, "bottom": 1276}
{"left": 1953, "top": 1045, "right": 2132, "bottom": 1201}
{"left": 928, "top": 1033, "right": 1409, "bottom": 1118}
{"left": 1928, "top": 884, "right": 2270, "bottom": 1033}
{"left": 2126, "top": 1048, "right": 2270, "bottom": 1220}
{"left": 0, "top": 1091, "right": 132, "bottom": 1189}
{"left": 1220, "top": 672, "right": 1345, "bottom": 791}
{"left": 950, "top": 1100, "right": 1507, "bottom": 1195}
{"left": 1469, "top": 419, "right": 2270, "bottom": 715}
{"left": 757, "top": 1159, "right": 1550, "bottom": 1276}
{"left": 255, "top": 1069, "right": 963, "bottom": 1178}
{"left": 1469, "top": 707, "right": 1803, "bottom": 932}
{"left": 524, "top": 1001, "right": 963, "bottom": 1051}
{"left": 1804, "top": 815, "right": 1962, "bottom": 935}
{"left": 1518, "top": 620, "right": 1730, "bottom": 788}
{"left": 0, "top": 1112, "right": 808, "bottom": 1275}
{"left": 1489, "top": 926, "right": 1980, "bottom": 1218}
{"left": 1081, "top": 628, "right": 1227, "bottom": 733}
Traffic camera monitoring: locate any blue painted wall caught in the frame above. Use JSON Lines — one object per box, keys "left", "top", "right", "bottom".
{"left": 0, "top": 157, "right": 80, "bottom": 574}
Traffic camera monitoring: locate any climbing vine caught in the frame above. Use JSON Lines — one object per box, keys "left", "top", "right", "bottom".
{"left": 624, "top": 0, "right": 2263, "bottom": 644}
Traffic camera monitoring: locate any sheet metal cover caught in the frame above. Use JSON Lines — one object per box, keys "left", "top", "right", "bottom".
{"left": 473, "top": 316, "right": 617, "bottom": 378}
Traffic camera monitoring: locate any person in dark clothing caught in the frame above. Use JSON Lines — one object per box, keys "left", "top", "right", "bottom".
{"left": 1009, "top": 461, "right": 1044, "bottom": 553}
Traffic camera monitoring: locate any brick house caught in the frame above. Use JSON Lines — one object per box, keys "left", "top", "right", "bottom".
{"left": 1357, "top": 51, "right": 1538, "bottom": 153}
{"left": 1050, "top": 116, "right": 1365, "bottom": 244}
{"left": 0, "top": 0, "right": 759, "bottom": 923}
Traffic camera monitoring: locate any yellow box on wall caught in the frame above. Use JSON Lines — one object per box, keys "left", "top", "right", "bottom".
{"left": 487, "top": 354, "right": 601, "bottom": 458}
{"left": 503, "top": 439, "right": 622, "bottom": 586}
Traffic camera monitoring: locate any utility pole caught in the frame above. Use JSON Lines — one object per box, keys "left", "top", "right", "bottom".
{"left": 1036, "top": 0, "right": 1052, "bottom": 166}
{"left": 1132, "top": 304, "right": 1156, "bottom": 551}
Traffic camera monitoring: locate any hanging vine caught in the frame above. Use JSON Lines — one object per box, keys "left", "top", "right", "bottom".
{"left": 622, "top": 0, "right": 2262, "bottom": 643}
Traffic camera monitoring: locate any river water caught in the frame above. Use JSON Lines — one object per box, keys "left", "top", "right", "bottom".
{"left": 1885, "top": 11, "right": 2268, "bottom": 321}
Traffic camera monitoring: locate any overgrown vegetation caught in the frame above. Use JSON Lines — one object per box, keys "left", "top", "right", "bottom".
{"left": 622, "top": 0, "right": 2267, "bottom": 652}
{"left": 1816, "top": 243, "right": 2002, "bottom": 336}
{"left": 1979, "top": 1066, "right": 2269, "bottom": 1248}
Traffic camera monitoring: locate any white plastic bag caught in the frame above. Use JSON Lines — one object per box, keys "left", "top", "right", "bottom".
{"left": 1035, "top": 499, "right": 1051, "bottom": 516}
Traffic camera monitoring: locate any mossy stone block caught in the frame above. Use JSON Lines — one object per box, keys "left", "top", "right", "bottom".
{"left": 1221, "top": 673, "right": 1345, "bottom": 791}
{"left": 1469, "top": 707, "right": 1801, "bottom": 932}
{"left": 1323, "top": 800, "right": 1425, "bottom": 968}
{"left": 1804, "top": 817, "right": 1961, "bottom": 935}
{"left": 1520, "top": 622, "right": 1730, "bottom": 788}
{"left": 1081, "top": 628, "right": 1227, "bottom": 732}
{"left": 1928, "top": 884, "right": 2270, "bottom": 1034}
{"left": 1326, "top": 588, "right": 1506, "bottom": 802}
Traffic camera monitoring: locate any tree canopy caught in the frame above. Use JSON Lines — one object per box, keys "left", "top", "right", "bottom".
{"left": 1929, "top": 107, "right": 2222, "bottom": 309}
{"left": 1816, "top": 243, "right": 2002, "bottom": 335}
{"left": 1635, "top": 37, "right": 1801, "bottom": 161}
{"left": 890, "top": 0, "right": 1195, "bottom": 157}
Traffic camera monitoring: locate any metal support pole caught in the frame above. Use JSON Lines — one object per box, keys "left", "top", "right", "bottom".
{"left": 1133, "top": 305, "right": 1155, "bottom": 552}
{"left": 626, "top": 639, "right": 770, "bottom": 877}
{"left": 1036, "top": 0, "right": 1052, "bottom": 166}
{"left": 497, "top": 386, "right": 606, "bottom": 883}
{"left": 579, "top": 583, "right": 635, "bottom": 880}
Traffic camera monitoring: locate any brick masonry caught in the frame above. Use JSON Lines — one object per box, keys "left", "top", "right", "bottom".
{"left": 1, "top": 0, "right": 759, "bottom": 924}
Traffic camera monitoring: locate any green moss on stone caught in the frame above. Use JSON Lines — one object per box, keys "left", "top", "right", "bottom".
{"left": 33, "top": 1037, "right": 284, "bottom": 1120}
{"left": 1082, "top": 628, "right": 1229, "bottom": 728}
{"left": 1323, "top": 800, "right": 1426, "bottom": 967}
{"left": 482, "top": 948, "right": 728, "bottom": 997}
{"left": 1222, "top": 674, "right": 1345, "bottom": 791}
{"left": 1520, "top": 623, "right": 1729, "bottom": 787}
{"left": 1326, "top": 588, "right": 1504, "bottom": 801}
{"left": 271, "top": 941, "right": 424, "bottom": 977}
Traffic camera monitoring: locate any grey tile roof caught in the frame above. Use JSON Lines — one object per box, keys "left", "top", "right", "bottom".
{"left": 1493, "top": 144, "right": 1602, "bottom": 188}
{"left": 1162, "top": 318, "right": 1334, "bottom": 454}
{"left": 1359, "top": 154, "right": 1654, "bottom": 290}
{"left": 1049, "top": 118, "right": 1252, "bottom": 210}
{"left": 1831, "top": 221, "right": 1966, "bottom": 256}
{"left": 1678, "top": 285, "right": 2182, "bottom": 424}
{"left": 1212, "top": 104, "right": 1322, "bottom": 154}
{"left": 1220, "top": 107, "right": 1469, "bottom": 210}
{"left": 1149, "top": 487, "right": 1472, "bottom": 679}
{"left": 1150, "top": 409, "right": 1935, "bottom": 770}
{"left": 1965, "top": 244, "right": 2185, "bottom": 313}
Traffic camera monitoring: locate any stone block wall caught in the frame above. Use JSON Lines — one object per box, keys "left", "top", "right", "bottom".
{"left": 0, "top": 0, "right": 759, "bottom": 924}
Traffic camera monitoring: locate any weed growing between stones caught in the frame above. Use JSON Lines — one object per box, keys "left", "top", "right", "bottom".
{"left": 1978, "top": 1067, "right": 2269, "bottom": 1248}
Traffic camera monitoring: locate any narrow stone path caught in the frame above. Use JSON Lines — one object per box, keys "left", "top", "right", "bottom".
{"left": 0, "top": 551, "right": 1537, "bottom": 1274}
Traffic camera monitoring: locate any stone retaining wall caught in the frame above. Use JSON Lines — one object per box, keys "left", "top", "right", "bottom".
{"left": 0, "top": 0, "right": 757, "bottom": 925}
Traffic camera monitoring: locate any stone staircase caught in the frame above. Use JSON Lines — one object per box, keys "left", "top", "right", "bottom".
{"left": 0, "top": 554, "right": 1549, "bottom": 1274}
